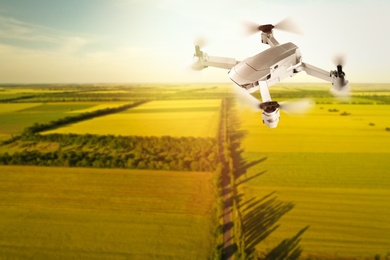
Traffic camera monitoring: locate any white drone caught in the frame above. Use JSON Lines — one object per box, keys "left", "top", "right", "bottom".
{"left": 192, "top": 19, "right": 350, "bottom": 128}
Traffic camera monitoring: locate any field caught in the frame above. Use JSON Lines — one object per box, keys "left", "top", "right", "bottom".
{"left": 240, "top": 104, "right": 390, "bottom": 153}
{"left": 1, "top": 83, "right": 390, "bottom": 259}
{"left": 0, "top": 166, "right": 215, "bottom": 259}
{"left": 234, "top": 100, "right": 390, "bottom": 258}
{"left": 0, "top": 102, "right": 126, "bottom": 141}
{"left": 0, "top": 85, "right": 226, "bottom": 259}
{"left": 44, "top": 99, "right": 222, "bottom": 138}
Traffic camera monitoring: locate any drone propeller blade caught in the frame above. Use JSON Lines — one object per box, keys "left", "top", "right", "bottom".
{"left": 243, "top": 17, "right": 302, "bottom": 35}
{"left": 331, "top": 53, "right": 350, "bottom": 97}
{"left": 193, "top": 36, "right": 208, "bottom": 49}
{"left": 333, "top": 53, "right": 347, "bottom": 68}
{"left": 191, "top": 36, "right": 208, "bottom": 71}
{"left": 242, "top": 20, "right": 263, "bottom": 36}
{"left": 234, "top": 87, "right": 261, "bottom": 111}
{"left": 274, "top": 17, "right": 302, "bottom": 35}
{"left": 279, "top": 99, "right": 314, "bottom": 115}
{"left": 234, "top": 87, "right": 313, "bottom": 115}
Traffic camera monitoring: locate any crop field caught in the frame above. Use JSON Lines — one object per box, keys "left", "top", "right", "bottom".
{"left": 0, "top": 166, "right": 215, "bottom": 259}
{"left": 1, "top": 83, "right": 390, "bottom": 259}
{"left": 234, "top": 101, "right": 390, "bottom": 258}
{"left": 44, "top": 99, "right": 222, "bottom": 138}
{"left": 0, "top": 102, "right": 135, "bottom": 141}
{"left": 240, "top": 104, "right": 390, "bottom": 153}
{"left": 0, "top": 103, "right": 93, "bottom": 141}
{"left": 67, "top": 102, "right": 132, "bottom": 113}
{"left": 0, "top": 103, "right": 41, "bottom": 114}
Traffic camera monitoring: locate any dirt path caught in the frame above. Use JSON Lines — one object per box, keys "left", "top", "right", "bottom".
{"left": 219, "top": 99, "right": 236, "bottom": 260}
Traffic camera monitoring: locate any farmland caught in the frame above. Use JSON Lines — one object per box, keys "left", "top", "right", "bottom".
{"left": 0, "top": 102, "right": 115, "bottom": 141}
{"left": 233, "top": 93, "right": 390, "bottom": 258}
{"left": 0, "top": 166, "right": 216, "bottom": 259}
{"left": 44, "top": 99, "right": 221, "bottom": 137}
{"left": 0, "top": 84, "right": 227, "bottom": 140}
{"left": 0, "top": 84, "right": 226, "bottom": 259}
{"left": 1, "top": 83, "right": 390, "bottom": 259}
{"left": 239, "top": 104, "right": 390, "bottom": 153}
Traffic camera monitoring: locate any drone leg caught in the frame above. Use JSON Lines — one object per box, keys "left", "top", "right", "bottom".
{"left": 259, "top": 81, "right": 272, "bottom": 102}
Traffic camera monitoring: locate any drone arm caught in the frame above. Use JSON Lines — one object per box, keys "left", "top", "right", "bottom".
{"left": 300, "top": 62, "right": 333, "bottom": 83}
{"left": 261, "top": 32, "right": 280, "bottom": 47}
{"left": 192, "top": 46, "right": 238, "bottom": 70}
{"left": 300, "top": 62, "right": 350, "bottom": 95}
{"left": 204, "top": 55, "right": 238, "bottom": 70}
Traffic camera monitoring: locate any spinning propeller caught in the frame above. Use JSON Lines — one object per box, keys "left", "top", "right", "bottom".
{"left": 191, "top": 36, "right": 208, "bottom": 71}
{"left": 235, "top": 87, "right": 313, "bottom": 115}
{"left": 193, "top": 36, "right": 208, "bottom": 51}
{"left": 244, "top": 17, "right": 302, "bottom": 35}
{"left": 331, "top": 54, "right": 350, "bottom": 97}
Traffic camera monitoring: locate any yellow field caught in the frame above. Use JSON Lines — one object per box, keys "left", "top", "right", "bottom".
{"left": 133, "top": 99, "right": 221, "bottom": 109}
{"left": 67, "top": 102, "right": 132, "bottom": 113}
{"left": 0, "top": 166, "right": 216, "bottom": 259}
{"left": 234, "top": 103, "right": 390, "bottom": 259}
{"left": 0, "top": 102, "right": 107, "bottom": 141}
{"left": 239, "top": 104, "right": 390, "bottom": 153}
{"left": 352, "top": 92, "right": 390, "bottom": 96}
{"left": 0, "top": 103, "right": 41, "bottom": 113}
{"left": 0, "top": 88, "right": 62, "bottom": 94}
{"left": 243, "top": 185, "right": 390, "bottom": 258}
{"left": 45, "top": 99, "right": 222, "bottom": 138}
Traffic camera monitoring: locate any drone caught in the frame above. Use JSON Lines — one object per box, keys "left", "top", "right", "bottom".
{"left": 192, "top": 18, "right": 350, "bottom": 128}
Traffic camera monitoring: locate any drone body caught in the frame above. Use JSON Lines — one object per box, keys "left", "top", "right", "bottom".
{"left": 229, "top": 42, "right": 300, "bottom": 91}
{"left": 192, "top": 21, "right": 350, "bottom": 128}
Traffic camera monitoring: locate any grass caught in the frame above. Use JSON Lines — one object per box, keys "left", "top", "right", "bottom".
{"left": 44, "top": 99, "right": 222, "bottom": 138}
{"left": 234, "top": 100, "right": 390, "bottom": 259}
{"left": 0, "top": 166, "right": 215, "bottom": 259}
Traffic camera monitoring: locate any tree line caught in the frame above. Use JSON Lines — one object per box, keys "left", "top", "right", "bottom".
{"left": 0, "top": 134, "right": 219, "bottom": 172}
{"left": 22, "top": 101, "right": 147, "bottom": 135}
{"left": 0, "top": 95, "right": 36, "bottom": 103}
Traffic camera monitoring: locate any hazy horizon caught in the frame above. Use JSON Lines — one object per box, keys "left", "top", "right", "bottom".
{"left": 1, "top": 0, "right": 389, "bottom": 84}
{"left": 2, "top": 82, "right": 390, "bottom": 86}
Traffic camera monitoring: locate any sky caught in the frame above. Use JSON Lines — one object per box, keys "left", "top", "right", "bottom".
{"left": 0, "top": 0, "right": 389, "bottom": 84}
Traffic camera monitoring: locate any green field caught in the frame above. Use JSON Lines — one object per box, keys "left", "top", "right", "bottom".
{"left": 44, "top": 99, "right": 222, "bottom": 138}
{"left": 234, "top": 102, "right": 390, "bottom": 258}
{"left": 0, "top": 166, "right": 215, "bottom": 259}
{"left": 0, "top": 102, "right": 136, "bottom": 141}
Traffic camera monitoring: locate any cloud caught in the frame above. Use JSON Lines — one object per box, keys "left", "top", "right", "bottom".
{"left": 59, "top": 36, "right": 89, "bottom": 54}
{"left": 0, "top": 15, "right": 57, "bottom": 43}
{"left": 0, "top": 14, "right": 106, "bottom": 82}
{"left": 0, "top": 38, "right": 177, "bottom": 83}
{"left": 0, "top": 14, "right": 91, "bottom": 54}
{"left": 0, "top": 10, "right": 212, "bottom": 83}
